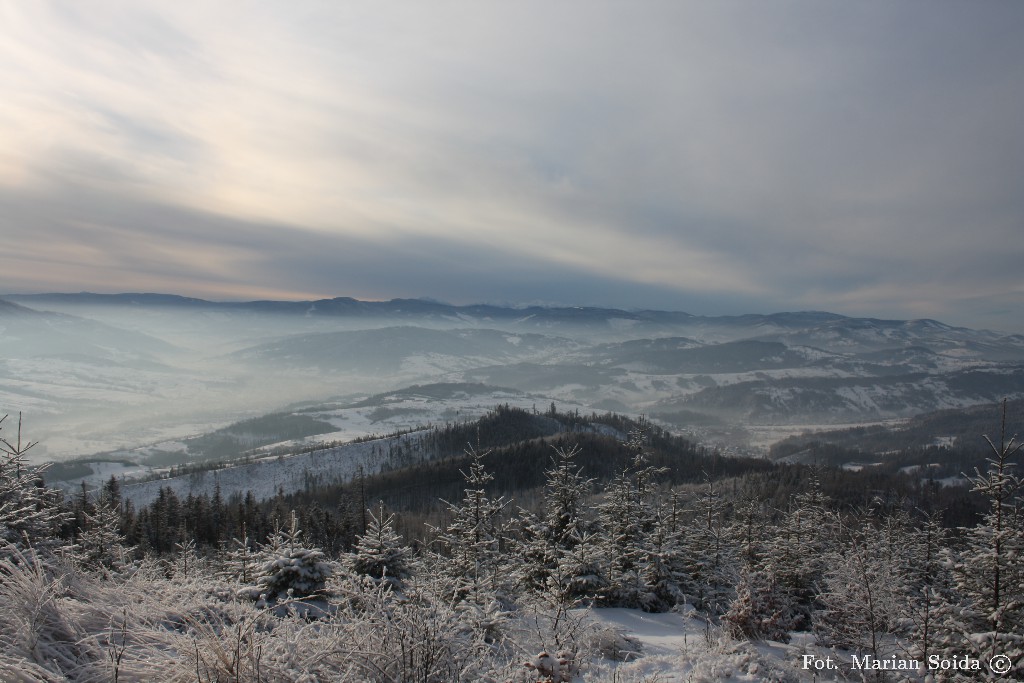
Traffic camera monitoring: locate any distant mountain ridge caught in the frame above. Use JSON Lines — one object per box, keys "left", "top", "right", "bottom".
{"left": 0, "top": 298, "right": 44, "bottom": 315}
{"left": 3, "top": 292, "right": 1024, "bottom": 456}
{"left": 0, "top": 291, "right": 1003, "bottom": 334}
{"left": 7, "top": 292, "right": 1022, "bottom": 362}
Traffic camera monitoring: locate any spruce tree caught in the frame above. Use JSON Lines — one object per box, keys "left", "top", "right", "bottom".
{"left": 815, "top": 507, "right": 903, "bottom": 660}
{"left": 900, "top": 510, "right": 956, "bottom": 665}
{"left": 76, "top": 501, "right": 132, "bottom": 573}
{"left": 595, "top": 418, "right": 669, "bottom": 610}
{"left": 723, "top": 494, "right": 794, "bottom": 641}
{"left": 948, "top": 400, "right": 1024, "bottom": 674}
{"left": 221, "top": 526, "right": 257, "bottom": 584}
{"left": 351, "top": 501, "right": 412, "bottom": 588}
{"left": 430, "top": 444, "right": 511, "bottom": 602}
{"left": 515, "top": 444, "right": 593, "bottom": 595}
{"left": 641, "top": 495, "right": 687, "bottom": 611}
{"left": 0, "top": 414, "right": 67, "bottom": 558}
{"left": 558, "top": 530, "right": 608, "bottom": 601}
{"left": 762, "top": 469, "right": 833, "bottom": 630}
{"left": 679, "top": 474, "right": 736, "bottom": 616}
{"left": 723, "top": 567, "right": 794, "bottom": 642}
{"left": 241, "top": 510, "right": 333, "bottom": 602}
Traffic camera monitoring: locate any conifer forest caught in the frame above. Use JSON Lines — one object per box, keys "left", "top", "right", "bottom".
{"left": 1, "top": 400, "right": 1021, "bottom": 682}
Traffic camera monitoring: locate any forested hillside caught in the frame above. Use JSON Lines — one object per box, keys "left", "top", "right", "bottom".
{"left": 1, "top": 404, "right": 1022, "bottom": 680}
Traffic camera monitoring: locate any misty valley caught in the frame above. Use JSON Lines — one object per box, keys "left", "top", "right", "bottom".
{"left": 2, "top": 293, "right": 1024, "bottom": 681}
{"left": 4, "top": 293, "right": 1023, "bottom": 465}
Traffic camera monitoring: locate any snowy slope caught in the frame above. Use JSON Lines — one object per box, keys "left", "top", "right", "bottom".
{"left": 120, "top": 430, "right": 431, "bottom": 507}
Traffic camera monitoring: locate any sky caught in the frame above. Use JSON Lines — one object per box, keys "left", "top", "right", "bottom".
{"left": 1, "top": 1, "right": 1023, "bottom": 332}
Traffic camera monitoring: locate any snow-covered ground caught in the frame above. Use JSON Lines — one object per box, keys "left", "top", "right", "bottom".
{"left": 580, "top": 607, "right": 1001, "bottom": 682}
{"left": 580, "top": 608, "right": 852, "bottom": 682}
{"left": 117, "top": 430, "right": 432, "bottom": 507}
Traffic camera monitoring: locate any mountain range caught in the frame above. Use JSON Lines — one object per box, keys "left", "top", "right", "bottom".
{"left": 2, "top": 292, "right": 1023, "bottom": 460}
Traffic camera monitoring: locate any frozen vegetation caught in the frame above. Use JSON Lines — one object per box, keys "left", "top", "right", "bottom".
{"left": 2, "top": 401, "right": 1023, "bottom": 681}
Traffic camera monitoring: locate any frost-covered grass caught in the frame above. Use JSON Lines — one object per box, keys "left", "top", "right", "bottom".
{"left": 0, "top": 549, "right": 825, "bottom": 683}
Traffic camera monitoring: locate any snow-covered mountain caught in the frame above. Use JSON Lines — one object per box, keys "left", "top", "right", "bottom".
{"left": 3, "top": 293, "right": 1023, "bottom": 459}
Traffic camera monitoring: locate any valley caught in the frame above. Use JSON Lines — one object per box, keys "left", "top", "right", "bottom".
{"left": 3, "top": 293, "right": 1023, "bottom": 469}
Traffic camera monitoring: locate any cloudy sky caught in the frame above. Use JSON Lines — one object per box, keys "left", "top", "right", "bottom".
{"left": 1, "top": 2, "right": 1023, "bottom": 332}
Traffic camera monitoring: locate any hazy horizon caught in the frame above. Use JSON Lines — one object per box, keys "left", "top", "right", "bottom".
{"left": 4, "top": 290, "right": 1020, "bottom": 335}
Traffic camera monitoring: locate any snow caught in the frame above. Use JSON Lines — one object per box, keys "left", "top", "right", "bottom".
{"left": 581, "top": 608, "right": 816, "bottom": 681}
{"left": 119, "top": 430, "right": 432, "bottom": 507}
{"left": 587, "top": 608, "right": 694, "bottom": 656}
{"left": 899, "top": 463, "right": 942, "bottom": 475}
{"left": 841, "top": 462, "right": 882, "bottom": 472}
{"left": 45, "top": 386, "right": 587, "bottom": 488}
{"left": 834, "top": 386, "right": 883, "bottom": 413}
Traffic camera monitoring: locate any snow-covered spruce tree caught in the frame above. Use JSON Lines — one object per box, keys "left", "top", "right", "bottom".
{"left": 678, "top": 474, "right": 736, "bottom": 616}
{"left": 641, "top": 494, "right": 688, "bottom": 611}
{"left": 730, "top": 494, "right": 773, "bottom": 572}
{"left": 239, "top": 510, "right": 333, "bottom": 602}
{"left": 513, "top": 446, "right": 606, "bottom": 667}
{"left": 946, "top": 399, "right": 1024, "bottom": 674}
{"left": 722, "top": 494, "right": 797, "bottom": 643}
{"left": 540, "top": 444, "right": 594, "bottom": 554}
{"left": 0, "top": 413, "right": 68, "bottom": 558}
{"left": 558, "top": 529, "right": 608, "bottom": 601}
{"left": 69, "top": 476, "right": 134, "bottom": 575}
{"left": 173, "top": 536, "right": 199, "bottom": 578}
{"left": 219, "top": 527, "right": 257, "bottom": 584}
{"left": 594, "top": 469, "right": 642, "bottom": 607}
{"left": 595, "top": 419, "right": 673, "bottom": 610}
{"left": 429, "top": 443, "right": 512, "bottom": 603}
{"left": 723, "top": 567, "right": 794, "bottom": 643}
{"left": 814, "top": 507, "right": 905, "bottom": 660}
{"left": 424, "top": 443, "right": 516, "bottom": 650}
{"left": 761, "top": 470, "right": 834, "bottom": 630}
{"left": 350, "top": 501, "right": 412, "bottom": 589}
{"left": 515, "top": 444, "right": 594, "bottom": 596}
{"left": 75, "top": 500, "right": 133, "bottom": 575}
{"left": 515, "top": 550, "right": 595, "bottom": 671}
{"left": 899, "top": 509, "right": 957, "bottom": 665}
{"left": 514, "top": 507, "right": 556, "bottom": 595}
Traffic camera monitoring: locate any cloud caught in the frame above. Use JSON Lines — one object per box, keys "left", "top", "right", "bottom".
{"left": 0, "top": 1, "right": 1023, "bottom": 331}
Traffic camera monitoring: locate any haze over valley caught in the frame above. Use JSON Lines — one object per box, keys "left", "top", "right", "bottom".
{"left": 3, "top": 292, "right": 1022, "bottom": 471}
